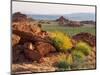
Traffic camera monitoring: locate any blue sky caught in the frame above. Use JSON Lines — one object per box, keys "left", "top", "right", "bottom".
{"left": 12, "top": 1, "right": 95, "bottom": 15}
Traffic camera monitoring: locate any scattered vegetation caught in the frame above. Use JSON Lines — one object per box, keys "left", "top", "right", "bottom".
{"left": 56, "top": 61, "right": 70, "bottom": 70}
{"left": 55, "top": 41, "right": 92, "bottom": 70}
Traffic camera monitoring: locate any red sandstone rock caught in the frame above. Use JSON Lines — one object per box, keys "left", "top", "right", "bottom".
{"left": 35, "top": 42, "right": 56, "bottom": 56}
{"left": 72, "top": 32, "right": 96, "bottom": 46}
{"left": 23, "top": 42, "right": 56, "bottom": 61}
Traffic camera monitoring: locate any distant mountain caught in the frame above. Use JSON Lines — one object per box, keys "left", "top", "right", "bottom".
{"left": 27, "top": 13, "right": 95, "bottom": 21}
{"left": 64, "top": 13, "right": 95, "bottom": 21}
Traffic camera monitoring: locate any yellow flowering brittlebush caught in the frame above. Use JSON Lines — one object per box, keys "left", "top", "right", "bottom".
{"left": 50, "top": 31, "right": 73, "bottom": 52}
{"left": 75, "top": 41, "right": 92, "bottom": 56}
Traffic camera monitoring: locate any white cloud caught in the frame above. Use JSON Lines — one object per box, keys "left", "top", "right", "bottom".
{"left": 12, "top": 1, "right": 95, "bottom": 15}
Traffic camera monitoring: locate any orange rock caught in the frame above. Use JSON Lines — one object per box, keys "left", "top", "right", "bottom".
{"left": 36, "top": 42, "right": 56, "bottom": 56}
{"left": 12, "top": 34, "right": 20, "bottom": 46}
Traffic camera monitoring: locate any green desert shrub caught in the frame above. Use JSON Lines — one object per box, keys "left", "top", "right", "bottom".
{"left": 56, "top": 53, "right": 73, "bottom": 70}
{"left": 75, "top": 41, "right": 92, "bottom": 55}
{"left": 56, "top": 61, "right": 70, "bottom": 70}
{"left": 50, "top": 31, "right": 73, "bottom": 52}
{"left": 72, "top": 50, "right": 85, "bottom": 61}
{"left": 70, "top": 50, "right": 85, "bottom": 70}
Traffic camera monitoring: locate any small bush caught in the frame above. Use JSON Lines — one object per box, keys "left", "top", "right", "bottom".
{"left": 56, "top": 53, "right": 73, "bottom": 70}
{"left": 50, "top": 31, "right": 73, "bottom": 52}
{"left": 75, "top": 41, "right": 92, "bottom": 55}
{"left": 72, "top": 50, "right": 85, "bottom": 61}
{"left": 56, "top": 61, "right": 69, "bottom": 69}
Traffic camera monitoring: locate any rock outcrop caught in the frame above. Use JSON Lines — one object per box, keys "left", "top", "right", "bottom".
{"left": 56, "top": 16, "right": 81, "bottom": 27}
{"left": 23, "top": 42, "right": 56, "bottom": 62}
{"left": 12, "top": 12, "right": 56, "bottom": 63}
{"left": 56, "top": 16, "right": 69, "bottom": 25}
{"left": 35, "top": 42, "right": 56, "bottom": 56}
{"left": 72, "top": 32, "right": 96, "bottom": 46}
{"left": 12, "top": 12, "right": 27, "bottom": 22}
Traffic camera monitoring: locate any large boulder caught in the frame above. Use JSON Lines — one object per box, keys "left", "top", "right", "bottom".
{"left": 12, "top": 45, "right": 24, "bottom": 62}
{"left": 12, "top": 34, "right": 21, "bottom": 46}
{"left": 23, "top": 42, "right": 41, "bottom": 61}
{"left": 13, "top": 29, "right": 51, "bottom": 44}
{"left": 12, "top": 12, "right": 27, "bottom": 22}
{"left": 12, "top": 21, "right": 41, "bottom": 34}
{"left": 13, "top": 29, "right": 36, "bottom": 44}
{"left": 72, "top": 32, "right": 96, "bottom": 46}
{"left": 23, "top": 42, "right": 56, "bottom": 61}
{"left": 35, "top": 42, "right": 56, "bottom": 56}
